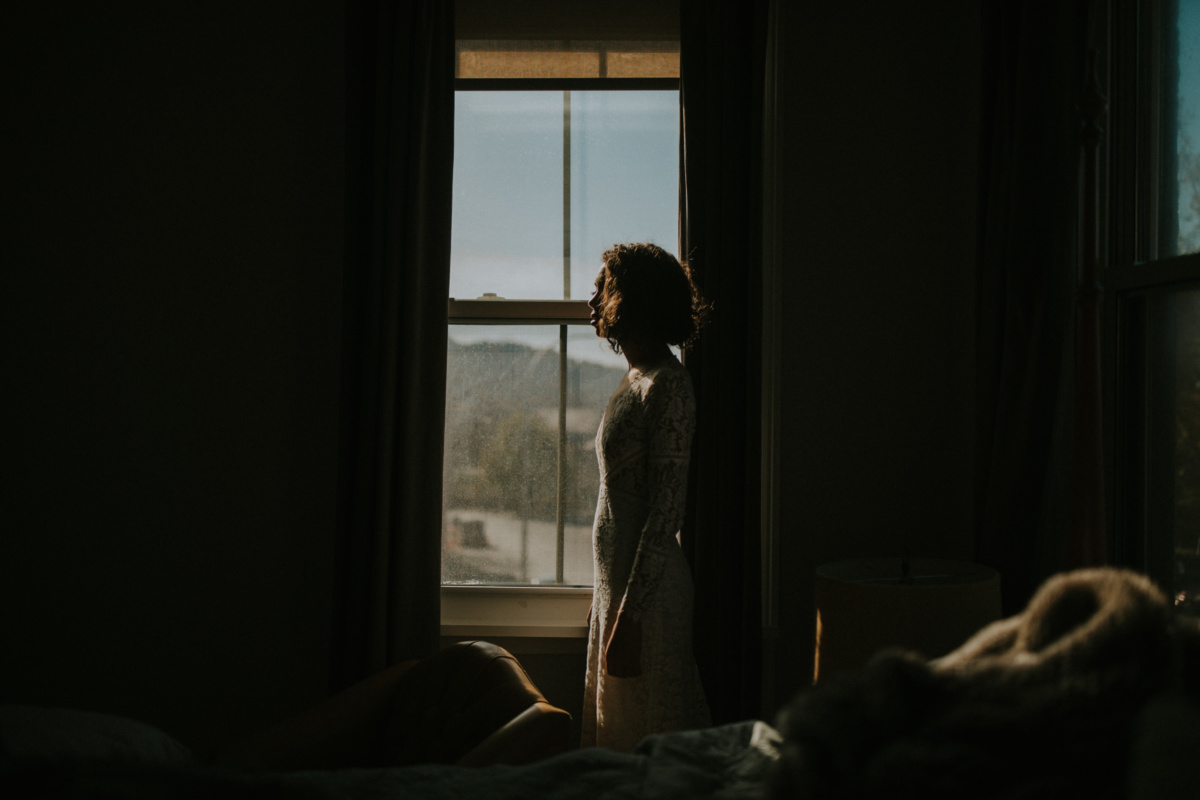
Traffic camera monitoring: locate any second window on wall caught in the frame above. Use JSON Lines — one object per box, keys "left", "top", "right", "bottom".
{"left": 1112, "top": 0, "right": 1200, "bottom": 608}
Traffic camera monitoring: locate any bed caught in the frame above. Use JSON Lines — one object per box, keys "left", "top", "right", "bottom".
{"left": 0, "top": 711, "right": 779, "bottom": 799}
{"left": 3, "top": 567, "right": 1197, "bottom": 799}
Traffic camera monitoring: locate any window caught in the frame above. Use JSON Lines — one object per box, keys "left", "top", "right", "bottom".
{"left": 1111, "top": 0, "right": 1200, "bottom": 612}
{"left": 441, "top": 41, "right": 680, "bottom": 595}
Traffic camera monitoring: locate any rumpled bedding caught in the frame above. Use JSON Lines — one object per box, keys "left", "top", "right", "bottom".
{"left": 277, "top": 720, "right": 779, "bottom": 800}
{"left": 770, "top": 567, "right": 1200, "bottom": 800}
{"left": 3, "top": 719, "right": 781, "bottom": 800}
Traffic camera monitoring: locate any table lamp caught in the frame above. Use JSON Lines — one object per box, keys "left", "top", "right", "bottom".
{"left": 813, "top": 557, "right": 1002, "bottom": 683}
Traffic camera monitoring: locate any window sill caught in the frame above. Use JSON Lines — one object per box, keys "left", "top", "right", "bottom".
{"left": 440, "top": 585, "right": 592, "bottom": 639}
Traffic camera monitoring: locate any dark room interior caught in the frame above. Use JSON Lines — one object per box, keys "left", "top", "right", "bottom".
{"left": 3, "top": 2, "right": 1198, "bottom": 796}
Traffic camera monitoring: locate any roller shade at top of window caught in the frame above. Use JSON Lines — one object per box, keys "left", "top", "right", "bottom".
{"left": 456, "top": 40, "right": 679, "bottom": 79}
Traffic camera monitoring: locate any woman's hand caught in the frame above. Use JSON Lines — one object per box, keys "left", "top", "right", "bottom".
{"left": 604, "top": 612, "right": 643, "bottom": 678}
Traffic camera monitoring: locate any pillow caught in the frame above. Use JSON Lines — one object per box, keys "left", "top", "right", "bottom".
{"left": 0, "top": 706, "right": 193, "bottom": 766}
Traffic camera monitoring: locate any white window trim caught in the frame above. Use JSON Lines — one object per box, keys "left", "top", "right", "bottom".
{"left": 441, "top": 585, "right": 592, "bottom": 638}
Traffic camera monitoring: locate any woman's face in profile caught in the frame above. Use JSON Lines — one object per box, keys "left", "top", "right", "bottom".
{"left": 588, "top": 268, "right": 607, "bottom": 333}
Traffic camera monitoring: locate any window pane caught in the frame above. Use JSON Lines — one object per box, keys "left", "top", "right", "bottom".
{"left": 567, "top": 90, "right": 680, "bottom": 299}
{"left": 1145, "top": 287, "right": 1200, "bottom": 613}
{"left": 451, "top": 92, "right": 565, "bottom": 300}
{"left": 450, "top": 90, "right": 678, "bottom": 301}
{"left": 442, "top": 325, "right": 628, "bottom": 586}
{"left": 1166, "top": 1, "right": 1200, "bottom": 255}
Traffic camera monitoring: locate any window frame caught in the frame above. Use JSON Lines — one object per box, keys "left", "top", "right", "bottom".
{"left": 442, "top": 74, "right": 680, "bottom": 636}
{"left": 1108, "top": 0, "right": 1200, "bottom": 593}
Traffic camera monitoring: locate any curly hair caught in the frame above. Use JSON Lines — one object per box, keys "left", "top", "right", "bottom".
{"left": 594, "top": 242, "right": 710, "bottom": 352}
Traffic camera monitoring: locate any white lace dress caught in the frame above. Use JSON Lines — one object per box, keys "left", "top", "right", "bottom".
{"left": 580, "top": 356, "right": 711, "bottom": 753}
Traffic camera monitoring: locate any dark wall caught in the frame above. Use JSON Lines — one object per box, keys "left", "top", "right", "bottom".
{"left": 1, "top": 2, "right": 345, "bottom": 749}
{"left": 769, "top": 1, "right": 982, "bottom": 711}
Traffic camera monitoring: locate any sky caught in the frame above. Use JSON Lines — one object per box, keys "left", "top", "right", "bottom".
{"left": 450, "top": 89, "right": 678, "bottom": 302}
{"left": 449, "top": 88, "right": 678, "bottom": 365}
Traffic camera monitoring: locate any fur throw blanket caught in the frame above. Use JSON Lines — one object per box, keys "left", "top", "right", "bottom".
{"left": 770, "top": 568, "right": 1200, "bottom": 800}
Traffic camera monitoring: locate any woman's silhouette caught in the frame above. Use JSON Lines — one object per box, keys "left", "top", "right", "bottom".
{"left": 580, "top": 243, "right": 711, "bottom": 752}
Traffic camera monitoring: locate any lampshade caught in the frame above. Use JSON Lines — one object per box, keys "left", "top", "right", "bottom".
{"left": 813, "top": 558, "right": 1002, "bottom": 683}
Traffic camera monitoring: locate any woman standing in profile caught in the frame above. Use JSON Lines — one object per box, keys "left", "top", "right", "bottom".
{"left": 580, "top": 242, "right": 711, "bottom": 752}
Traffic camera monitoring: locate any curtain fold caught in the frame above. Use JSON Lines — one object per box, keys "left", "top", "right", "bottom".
{"left": 333, "top": 0, "right": 455, "bottom": 690}
{"left": 975, "top": 0, "right": 1097, "bottom": 614}
{"left": 679, "top": 0, "right": 767, "bottom": 725}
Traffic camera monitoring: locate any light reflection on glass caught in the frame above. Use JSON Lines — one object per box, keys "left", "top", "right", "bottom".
{"left": 1169, "top": 2, "right": 1200, "bottom": 255}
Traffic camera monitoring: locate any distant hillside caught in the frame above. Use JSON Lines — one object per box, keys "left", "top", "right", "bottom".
{"left": 445, "top": 336, "right": 625, "bottom": 412}
{"left": 443, "top": 336, "right": 626, "bottom": 525}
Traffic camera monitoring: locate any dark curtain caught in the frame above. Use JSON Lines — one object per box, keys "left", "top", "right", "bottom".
{"left": 333, "top": 0, "right": 455, "bottom": 690}
{"left": 679, "top": 0, "right": 768, "bottom": 724}
{"left": 975, "top": 0, "right": 1099, "bottom": 614}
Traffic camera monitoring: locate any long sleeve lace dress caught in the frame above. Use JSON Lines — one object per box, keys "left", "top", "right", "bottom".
{"left": 580, "top": 356, "right": 711, "bottom": 752}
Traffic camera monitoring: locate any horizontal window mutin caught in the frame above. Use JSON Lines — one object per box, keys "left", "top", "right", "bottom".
{"left": 449, "top": 298, "right": 589, "bottom": 323}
